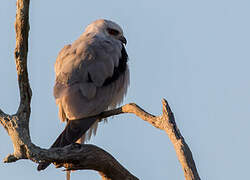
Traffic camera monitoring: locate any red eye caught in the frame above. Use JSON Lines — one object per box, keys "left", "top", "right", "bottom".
{"left": 107, "top": 28, "right": 119, "bottom": 36}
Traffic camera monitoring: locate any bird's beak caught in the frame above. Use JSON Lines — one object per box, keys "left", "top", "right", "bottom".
{"left": 119, "top": 36, "right": 127, "bottom": 45}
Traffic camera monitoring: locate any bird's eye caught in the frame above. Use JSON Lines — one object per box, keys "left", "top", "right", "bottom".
{"left": 107, "top": 28, "right": 119, "bottom": 36}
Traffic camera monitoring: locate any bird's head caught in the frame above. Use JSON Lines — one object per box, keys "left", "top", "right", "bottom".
{"left": 85, "top": 19, "right": 127, "bottom": 45}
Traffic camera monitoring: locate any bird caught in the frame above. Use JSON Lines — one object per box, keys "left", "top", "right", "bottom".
{"left": 37, "top": 19, "right": 129, "bottom": 172}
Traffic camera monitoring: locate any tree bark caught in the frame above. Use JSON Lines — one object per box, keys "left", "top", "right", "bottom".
{"left": 0, "top": 0, "right": 201, "bottom": 180}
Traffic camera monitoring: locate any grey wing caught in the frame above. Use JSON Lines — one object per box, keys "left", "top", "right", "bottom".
{"left": 54, "top": 36, "right": 129, "bottom": 124}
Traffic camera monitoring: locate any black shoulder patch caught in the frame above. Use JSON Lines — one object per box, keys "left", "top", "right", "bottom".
{"left": 103, "top": 45, "right": 128, "bottom": 86}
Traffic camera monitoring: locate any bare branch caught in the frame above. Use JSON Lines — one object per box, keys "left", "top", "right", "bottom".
{"left": 3, "top": 142, "right": 138, "bottom": 180}
{"left": 53, "top": 144, "right": 138, "bottom": 180}
{"left": 35, "top": 101, "right": 200, "bottom": 179}
{"left": 15, "top": 0, "right": 32, "bottom": 116}
{"left": 86, "top": 100, "right": 201, "bottom": 180}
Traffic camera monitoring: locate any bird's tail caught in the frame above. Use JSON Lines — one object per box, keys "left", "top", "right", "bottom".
{"left": 37, "top": 116, "right": 98, "bottom": 171}
{"left": 67, "top": 171, "right": 71, "bottom": 180}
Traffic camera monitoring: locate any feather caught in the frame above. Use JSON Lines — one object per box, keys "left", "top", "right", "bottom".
{"left": 38, "top": 19, "right": 130, "bottom": 171}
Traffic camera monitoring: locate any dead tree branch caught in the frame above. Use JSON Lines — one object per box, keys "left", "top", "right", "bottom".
{"left": 0, "top": 0, "right": 200, "bottom": 180}
{"left": 74, "top": 101, "right": 201, "bottom": 180}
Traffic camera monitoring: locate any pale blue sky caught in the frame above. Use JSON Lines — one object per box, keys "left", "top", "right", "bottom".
{"left": 1, "top": 0, "right": 250, "bottom": 179}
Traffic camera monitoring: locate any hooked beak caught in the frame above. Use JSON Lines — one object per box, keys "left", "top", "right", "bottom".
{"left": 119, "top": 36, "right": 127, "bottom": 45}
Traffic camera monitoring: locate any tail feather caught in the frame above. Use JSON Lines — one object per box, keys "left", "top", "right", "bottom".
{"left": 67, "top": 171, "right": 71, "bottom": 180}
{"left": 37, "top": 116, "right": 98, "bottom": 171}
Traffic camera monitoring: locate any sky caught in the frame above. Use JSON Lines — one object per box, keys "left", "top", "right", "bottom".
{"left": 1, "top": 0, "right": 250, "bottom": 179}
